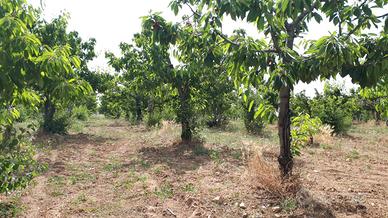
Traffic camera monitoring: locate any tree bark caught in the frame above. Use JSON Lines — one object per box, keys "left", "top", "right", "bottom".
{"left": 374, "top": 110, "right": 381, "bottom": 125}
{"left": 273, "top": 23, "right": 296, "bottom": 177}
{"left": 278, "top": 85, "right": 293, "bottom": 177}
{"left": 135, "top": 95, "right": 143, "bottom": 122}
{"left": 178, "top": 82, "right": 192, "bottom": 142}
{"left": 2, "top": 124, "right": 13, "bottom": 143}
{"left": 43, "top": 95, "right": 56, "bottom": 133}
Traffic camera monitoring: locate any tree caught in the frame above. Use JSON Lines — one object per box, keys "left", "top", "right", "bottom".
{"left": 106, "top": 40, "right": 156, "bottom": 122}
{"left": 141, "top": 13, "right": 223, "bottom": 142}
{"left": 34, "top": 14, "right": 93, "bottom": 133}
{"left": 201, "top": 64, "right": 236, "bottom": 128}
{"left": 0, "top": 0, "right": 84, "bottom": 193}
{"left": 170, "top": 0, "right": 388, "bottom": 176}
{"left": 360, "top": 80, "right": 388, "bottom": 125}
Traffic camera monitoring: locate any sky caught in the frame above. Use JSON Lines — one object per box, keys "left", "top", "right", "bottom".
{"left": 28, "top": 0, "right": 362, "bottom": 97}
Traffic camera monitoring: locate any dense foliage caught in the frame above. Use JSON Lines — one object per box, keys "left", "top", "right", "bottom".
{"left": 169, "top": 0, "right": 388, "bottom": 176}
{"left": 0, "top": 0, "right": 96, "bottom": 193}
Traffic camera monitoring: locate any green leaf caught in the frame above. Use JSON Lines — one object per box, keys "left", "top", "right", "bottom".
{"left": 313, "top": 13, "right": 323, "bottom": 23}
{"left": 281, "top": 0, "right": 289, "bottom": 12}
{"left": 248, "top": 100, "right": 254, "bottom": 112}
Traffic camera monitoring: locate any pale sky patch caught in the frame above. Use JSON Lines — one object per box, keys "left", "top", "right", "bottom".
{"left": 29, "top": 0, "right": 364, "bottom": 97}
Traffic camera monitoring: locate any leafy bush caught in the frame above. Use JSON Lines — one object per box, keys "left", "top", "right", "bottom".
{"left": 291, "top": 91, "right": 311, "bottom": 115}
{"left": 310, "top": 96, "right": 352, "bottom": 134}
{"left": 0, "top": 126, "right": 43, "bottom": 194}
{"left": 145, "top": 112, "right": 162, "bottom": 127}
{"left": 310, "top": 83, "right": 353, "bottom": 134}
{"left": 159, "top": 105, "right": 176, "bottom": 121}
{"left": 42, "top": 110, "right": 72, "bottom": 134}
{"left": 72, "top": 105, "right": 90, "bottom": 121}
{"left": 244, "top": 107, "right": 265, "bottom": 134}
{"left": 244, "top": 118, "right": 265, "bottom": 135}
{"left": 291, "top": 114, "right": 322, "bottom": 156}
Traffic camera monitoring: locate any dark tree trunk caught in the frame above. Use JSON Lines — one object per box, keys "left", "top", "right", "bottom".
{"left": 277, "top": 85, "right": 293, "bottom": 177}
{"left": 43, "top": 95, "right": 56, "bottom": 132}
{"left": 374, "top": 110, "right": 381, "bottom": 125}
{"left": 178, "top": 82, "right": 192, "bottom": 142}
{"left": 135, "top": 95, "right": 143, "bottom": 122}
{"left": 147, "top": 98, "right": 154, "bottom": 115}
{"left": 274, "top": 24, "right": 295, "bottom": 177}
{"left": 2, "top": 125, "right": 13, "bottom": 143}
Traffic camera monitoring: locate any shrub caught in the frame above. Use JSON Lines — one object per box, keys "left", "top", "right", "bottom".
{"left": 291, "top": 114, "right": 322, "bottom": 156}
{"left": 159, "top": 106, "right": 176, "bottom": 121}
{"left": 311, "top": 95, "right": 352, "bottom": 134}
{"left": 72, "top": 105, "right": 89, "bottom": 121}
{"left": 145, "top": 112, "right": 162, "bottom": 127}
{"left": 291, "top": 91, "right": 311, "bottom": 115}
{"left": 243, "top": 104, "right": 265, "bottom": 134}
{"left": 310, "top": 83, "right": 355, "bottom": 134}
{"left": 0, "top": 126, "right": 43, "bottom": 194}
{"left": 42, "top": 110, "right": 72, "bottom": 134}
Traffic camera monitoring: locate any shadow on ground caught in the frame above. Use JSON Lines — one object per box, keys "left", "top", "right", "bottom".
{"left": 34, "top": 133, "right": 112, "bottom": 174}
{"left": 138, "top": 141, "right": 212, "bottom": 174}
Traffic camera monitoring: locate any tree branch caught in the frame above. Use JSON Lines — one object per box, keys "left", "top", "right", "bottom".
{"left": 214, "top": 29, "right": 278, "bottom": 53}
{"left": 185, "top": 3, "right": 201, "bottom": 17}
{"left": 291, "top": 1, "right": 320, "bottom": 30}
{"left": 377, "top": 12, "right": 388, "bottom": 19}
{"left": 346, "top": 13, "right": 387, "bottom": 39}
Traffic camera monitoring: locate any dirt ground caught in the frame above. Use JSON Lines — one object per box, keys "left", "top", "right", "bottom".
{"left": 1, "top": 116, "right": 387, "bottom": 218}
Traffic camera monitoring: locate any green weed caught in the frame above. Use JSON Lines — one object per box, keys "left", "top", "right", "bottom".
{"left": 154, "top": 183, "right": 174, "bottom": 199}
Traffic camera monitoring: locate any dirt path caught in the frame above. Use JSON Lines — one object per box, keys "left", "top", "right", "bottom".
{"left": 2, "top": 119, "right": 387, "bottom": 217}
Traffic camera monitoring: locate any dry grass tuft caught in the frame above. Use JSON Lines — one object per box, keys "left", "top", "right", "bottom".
{"left": 248, "top": 153, "right": 301, "bottom": 197}
{"left": 314, "top": 124, "right": 335, "bottom": 146}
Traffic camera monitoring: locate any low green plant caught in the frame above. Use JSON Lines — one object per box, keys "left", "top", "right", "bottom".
{"left": 291, "top": 114, "right": 322, "bottom": 156}
{"left": 154, "top": 182, "right": 174, "bottom": 199}
{"left": 209, "top": 149, "right": 222, "bottom": 163}
{"left": 69, "top": 173, "right": 96, "bottom": 185}
{"left": 103, "top": 161, "right": 123, "bottom": 172}
{"left": 280, "top": 197, "right": 298, "bottom": 213}
{"left": 346, "top": 149, "right": 360, "bottom": 160}
{"left": 182, "top": 183, "right": 196, "bottom": 192}
{"left": 0, "top": 201, "right": 23, "bottom": 218}
{"left": 231, "top": 150, "right": 243, "bottom": 160}
{"left": 145, "top": 112, "right": 162, "bottom": 127}
{"left": 72, "top": 193, "right": 87, "bottom": 205}
{"left": 0, "top": 126, "right": 43, "bottom": 194}
{"left": 140, "top": 159, "right": 151, "bottom": 169}
{"left": 47, "top": 175, "right": 66, "bottom": 197}
{"left": 72, "top": 105, "right": 90, "bottom": 121}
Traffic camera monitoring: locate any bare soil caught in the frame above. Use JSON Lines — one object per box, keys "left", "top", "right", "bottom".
{"left": 1, "top": 117, "right": 387, "bottom": 218}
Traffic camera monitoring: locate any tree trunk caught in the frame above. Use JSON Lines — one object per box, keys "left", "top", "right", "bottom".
{"left": 43, "top": 95, "right": 56, "bottom": 133}
{"left": 374, "top": 110, "right": 381, "bottom": 125}
{"left": 2, "top": 125, "right": 13, "bottom": 143}
{"left": 277, "top": 85, "right": 293, "bottom": 177}
{"left": 147, "top": 98, "right": 154, "bottom": 115}
{"left": 178, "top": 83, "right": 192, "bottom": 142}
{"left": 135, "top": 95, "right": 143, "bottom": 122}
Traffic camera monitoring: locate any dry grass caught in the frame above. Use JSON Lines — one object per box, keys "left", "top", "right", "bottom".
{"left": 248, "top": 153, "right": 301, "bottom": 198}
{"left": 314, "top": 124, "right": 335, "bottom": 146}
